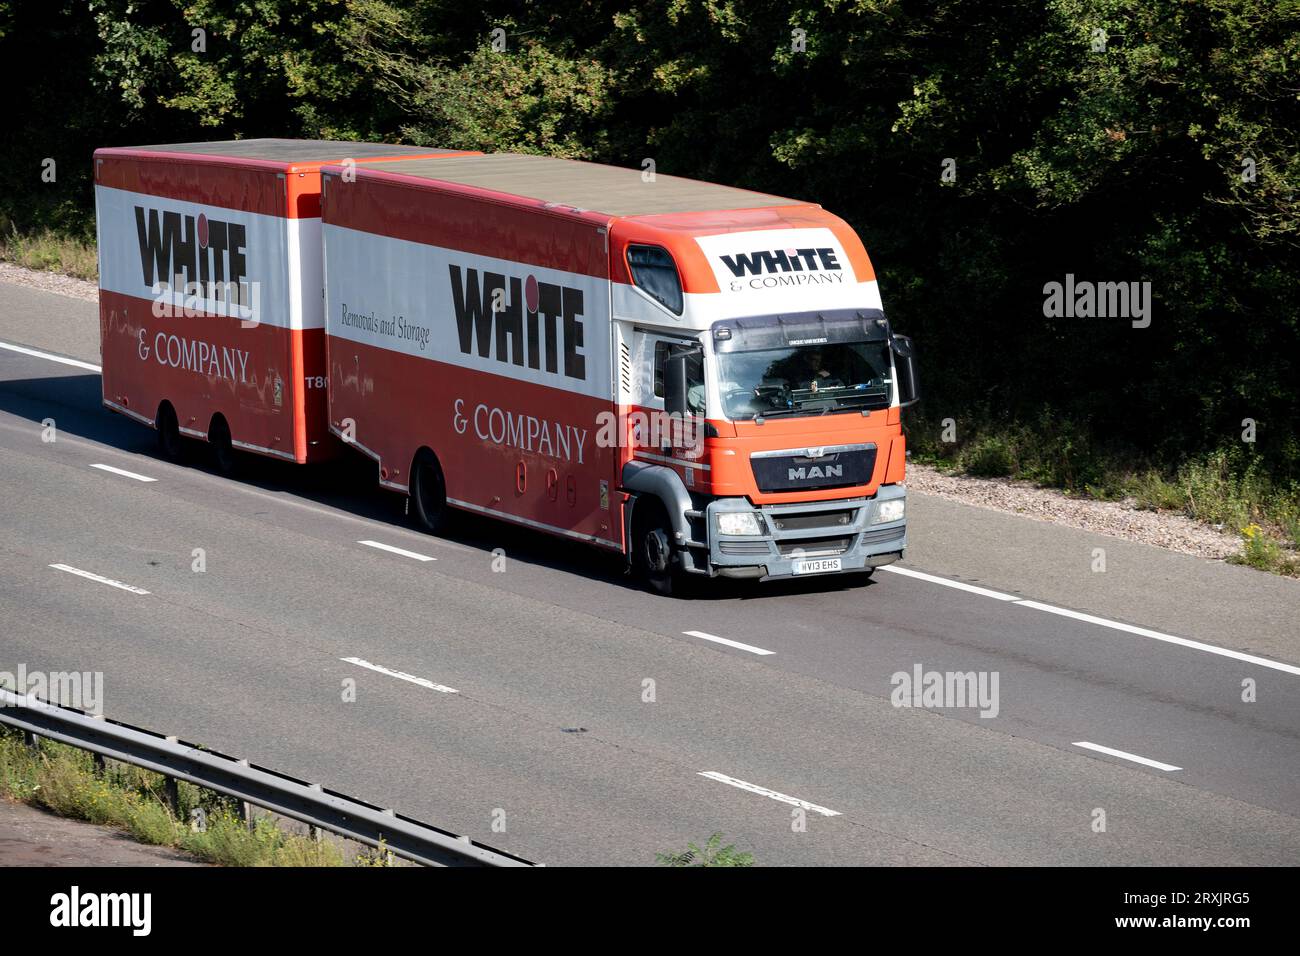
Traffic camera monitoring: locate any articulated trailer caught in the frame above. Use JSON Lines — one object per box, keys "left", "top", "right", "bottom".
{"left": 98, "top": 140, "right": 920, "bottom": 594}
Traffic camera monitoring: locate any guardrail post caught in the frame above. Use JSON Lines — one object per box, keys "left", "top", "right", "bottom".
{"left": 163, "top": 737, "right": 181, "bottom": 817}
{"left": 237, "top": 759, "right": 255, "bottom": 830}
{"left": 308, "top": 784, "right": 323, "bottom": 841}
{"left": 91, "top": 715, "right": 107, "bottom": 773}
{"left": 22, "top": 730, "right": 39, "bottom": 750}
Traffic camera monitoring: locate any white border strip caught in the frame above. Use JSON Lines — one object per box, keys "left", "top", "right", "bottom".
{"left": 90, "top": 463, "right": 157, "bottom": 483}
{"left": 698, "top": 771, "right": 841, "bottom": 816}
{"left": 358, "top": 539, "right": 436, "bottom": 562}
{"left": 49, "top": 563, "right": 150, "bottom": 595}
{"left": 683, "top": 630, "right": 775, "bottom": 656}
{"left": 1073, "top": 741, "right": 1181, "bottom": 772}
{"left": 341, "top": 657, "right": 457, "bottom": 694}
{"left": 1016, "top": 600, "right": 1300, "bottom": 677}
{"left": 881, "top": 564, "right": 1300, "bottom": 677}
{"left": 0, "top": 340, "right": 101, "bottom": 372}
{"left": 877, "top": 564, "right": 1020, "bottom": 601}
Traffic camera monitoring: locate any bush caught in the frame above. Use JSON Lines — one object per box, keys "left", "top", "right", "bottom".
{"left": 959, "top": 436, "right": 1016, "bottom": 478}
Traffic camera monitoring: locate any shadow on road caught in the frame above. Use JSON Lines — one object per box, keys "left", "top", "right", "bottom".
{"left": 0, "top": 370, "right": 879, "bottom": 603}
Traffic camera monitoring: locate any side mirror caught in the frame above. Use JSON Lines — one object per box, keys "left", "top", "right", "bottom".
{"left": 664, "top": 343, "right": 701, "bottom": 417}
{"left": 891, "top": 335, "right": 921, "bottom": 408}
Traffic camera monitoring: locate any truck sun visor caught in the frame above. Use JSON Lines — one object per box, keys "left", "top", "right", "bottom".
{"left": 627, "top": 244, "right": 684, "bottom": 315}
{"left": 711, "top": 309, "right": 889, "bottom": 352}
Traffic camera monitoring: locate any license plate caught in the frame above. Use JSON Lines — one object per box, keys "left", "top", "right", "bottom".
{"left": 791, "top": 557, "right": 842, "bottom": 575}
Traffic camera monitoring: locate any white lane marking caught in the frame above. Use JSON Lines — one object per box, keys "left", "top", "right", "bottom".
{"left": 357, "top": 539, "right": 436, "bottom": 562}
{"left": 341, "top": 657, "right": 457, "bottom": 694}
{"left": 877, "top": 564, "right": 1020, "bottom": 601}
{"left": 0, "top": 340, "right": 102, "bottom": 372}
{"left": 683, "top": 630, "right": 774, "bottom": 656}
{"left": 698, "top": 771, "right": 841, "bottom": 816}
{"left": 882, "top": 563, "right": 1300, "bottom": 677}
{"left": 1072, "top": 741, "right": 1181, "bottom": 772}
{"left": 90, "top": 463, "right": 158, "bottom": 483}
{"left": 1017, "top": 600, "right": 1300, "bottom": 677}
{"left": 48, "top": 563, "right": 150, "bottom": 595}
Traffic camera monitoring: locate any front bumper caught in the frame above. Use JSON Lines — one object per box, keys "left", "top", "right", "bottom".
{"left": 702, "top": 484, "right": 906, "bottom": 581}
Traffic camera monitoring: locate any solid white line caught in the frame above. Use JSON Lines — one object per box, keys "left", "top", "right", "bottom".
{"left": 877, "top": 564, "right": 1021, "bottom": 601}
{"left": 48, "top": 563, "right": 150, "bottom": 595}
{"left": 90, "top": 463, "right": 158, "bottom": 483}
{"left": 881, "top": 563, "right": 1300, "bottom": 677}
{"left": 357, "top": 539, "right": 436, "bottom": 562}
{"left": 0, "top": 339, "right": 101, "bottom": 372}
{"left": 341, "top": 657, "right": 457, "bottom": 694}
{"left": 683, "top": 630, "right": 775, "bottom": 656}
{"left": 698, "top": 771, "right": 841, "bottom": 816}
{"left": 1072, "top": 741, "right": 1181, "bottom": 772}
{"left": 1016, "top": 600, "right": 1300, "bottom": 677}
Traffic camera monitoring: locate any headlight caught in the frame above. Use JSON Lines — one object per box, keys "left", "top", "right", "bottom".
{"left": 872, "top": 499, "right": 905, "bottom": 525}
{"left": 716, "top": 512, "right": 763, "bottom": 536}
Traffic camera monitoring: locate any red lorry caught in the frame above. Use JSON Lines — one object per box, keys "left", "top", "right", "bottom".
{"left": 98, "top": 140, "right": 920, "bottom": 594}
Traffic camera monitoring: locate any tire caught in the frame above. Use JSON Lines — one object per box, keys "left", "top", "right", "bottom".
{"left": 411, "top": 449, "right": 451, "bottom": 534}
{"left": 208, "top": 415, "right": 236, "bottom": 474}
{"left": 156, "top": 402, "right": 184, "bottom": 462}
{"left": 632, "top": 498, "right": 682, "bottom": 597}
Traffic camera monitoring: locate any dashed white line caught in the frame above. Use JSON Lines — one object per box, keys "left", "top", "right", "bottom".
{"left": 357, "top": 540, "right": 436, "bottom": 562}
{"left": 0, "top": 340, "right": 102, "bottom": 372}
{"left": 683, "top": 630, "right": 774, "bottom": 656}
{"left": 698, "top": 771, "right": 841, "bottom": 816}
{"left": 881, "top": 564, "right": 1300, "bottom": 677}
{"left": 90, "top": 463, "right": 158, "bottom": 483}
{"left": 1072, "top": 741, "right": 1182, "bottom": 772}
{"left": 341, "top": 657, "right": 458, "bottom": 694}
{"left": 48, "top": 564, "right": 150, "bottom": 595}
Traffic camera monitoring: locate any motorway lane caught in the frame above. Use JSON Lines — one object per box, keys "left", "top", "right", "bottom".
{"left": 1, "top": 343, "right": 1298, "bottom": 864}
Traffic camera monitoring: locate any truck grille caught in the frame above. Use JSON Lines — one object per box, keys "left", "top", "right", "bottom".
{"left": 750, "top": 445, "right": 876, "bottom": 493}
{"left": 769, "top": 509, "right": 857, "bottom": 532}
{"left": 776, "top": 536, "right": 854, "bottom": 558}
{"left": 718, "top": 539, "right": 772, "bottom": 556}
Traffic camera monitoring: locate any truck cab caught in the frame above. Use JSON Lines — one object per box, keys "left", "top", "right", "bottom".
{"left": 610, "top": 207, "right": 919, "bottom": 593}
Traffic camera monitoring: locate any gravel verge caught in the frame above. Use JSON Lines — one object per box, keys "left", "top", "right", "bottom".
{"left": 0, "top": 262, "right": 98, "bottom": 302}
{"left": 908, "top": 462, "right": 1242, "bottom": 560}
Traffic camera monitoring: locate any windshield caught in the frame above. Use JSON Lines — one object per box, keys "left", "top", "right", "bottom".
{"left": 715, "top": 341, "right": 892, "bottom": 420}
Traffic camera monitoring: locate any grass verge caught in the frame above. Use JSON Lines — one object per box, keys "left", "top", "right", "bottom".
{"left": 0, "top": 726, "right": 376, "bottom": 866}
{"left": 0, "top": 219, "right": 98, "bottom": 280}
{"left": 907, "top": 414, "right": 1300, "bottom": 577}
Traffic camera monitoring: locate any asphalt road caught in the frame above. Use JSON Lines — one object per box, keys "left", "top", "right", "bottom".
{"left": 1, "top": 281, "right": 1298, "bottom": 866}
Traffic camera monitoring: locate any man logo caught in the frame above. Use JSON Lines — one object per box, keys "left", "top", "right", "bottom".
{"left": 789, "top": 465, "right": 843, "bottom": 481}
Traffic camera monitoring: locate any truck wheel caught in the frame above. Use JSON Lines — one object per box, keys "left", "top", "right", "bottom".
{"left": 208, "top": 415, "right": 236, "bottom": 474}
{"left": 633, "top": 499, "right": 680, "bottom": 596}
{"left": 156, "top": 402, "right": 184, "bottom": 462}
{"left": 411, "top": 450, "right": 451, "bottom": 534}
